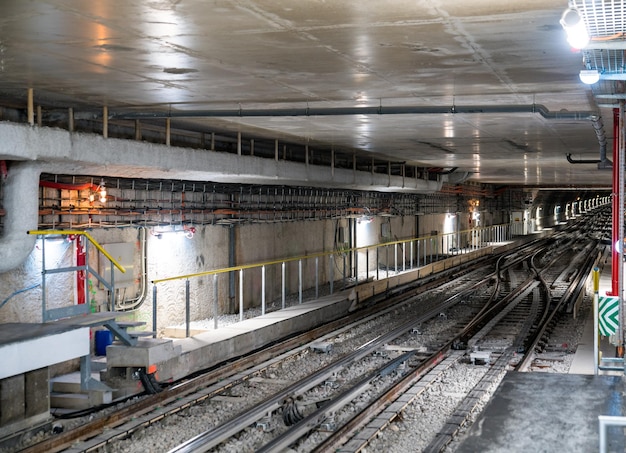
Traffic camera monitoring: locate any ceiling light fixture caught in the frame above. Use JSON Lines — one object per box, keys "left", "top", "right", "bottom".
{"left": 560, "top": 7, "right": 590, "bottom": 50}
{"left": 579, "top": 69, "right": 600, "bottom": 84}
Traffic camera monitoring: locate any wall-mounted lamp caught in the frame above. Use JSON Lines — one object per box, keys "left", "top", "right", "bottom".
{"left": 89, "top": 179, "right": 107, "bottom": 204}
{"left": 99, "top": 180, "right": 107, "bottom": 203}
{"left": 560, "top": 7, "right": 590, "bottom": 50}
{"left": 184, "top": 226, "right": 196, "bottom": 239}
{"left": 579, "top": 69, "right": 600, "bottom": 84}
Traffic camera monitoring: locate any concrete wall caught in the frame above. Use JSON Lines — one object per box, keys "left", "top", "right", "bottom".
{"left": 0, "top": 211, "right": 503, "bottom": 334}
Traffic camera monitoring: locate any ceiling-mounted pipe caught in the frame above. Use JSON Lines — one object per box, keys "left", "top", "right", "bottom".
{"left": 566, "top": 153, "right": 602, "bottom": 164}
{"left": 108, "top": 104, "right": 597, "bottom": 121}
{"left": 0, "top": 161, "right": 41, "bottom": 274}
{"left": 565, "top": 115, "right": 612, "bottom": 168}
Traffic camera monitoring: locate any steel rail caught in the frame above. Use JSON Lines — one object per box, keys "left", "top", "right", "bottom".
{"left": 167, "top": 299, "right": 463, "bottom": 453}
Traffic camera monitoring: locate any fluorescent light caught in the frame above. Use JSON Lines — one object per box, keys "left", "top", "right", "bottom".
{"left": 580, "top": 69, "right": 600, "bottom": 85}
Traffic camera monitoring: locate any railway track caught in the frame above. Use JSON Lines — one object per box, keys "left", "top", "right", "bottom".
{"left": 160, "top": 235, "right": 600, "bottom": 452}
{"left": 2, "top": 223, "right": 605, "bottom": 453}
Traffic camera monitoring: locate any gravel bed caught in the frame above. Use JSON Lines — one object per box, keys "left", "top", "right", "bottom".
{"left": 5, "top": 265, "right": 592, "bottom": 453}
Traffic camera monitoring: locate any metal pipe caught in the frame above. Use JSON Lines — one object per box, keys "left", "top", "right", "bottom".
{"left": 612, "top": 108, "right": 620, "bottom": 297}
{"left": 566, "top": 153, "right": 602, "bottom": 164}
{"left": 616, "top": 99, "right": 626, "bottom": 351}
{"left": 110, "top": 104, "right": 597, "bottom": 120}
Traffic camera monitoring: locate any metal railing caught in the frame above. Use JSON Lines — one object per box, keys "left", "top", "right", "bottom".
{"left": 151, "top": 223, "right": 513, "bottom": 337}
{"left": 27, "top": 229, "right": 126, "bottom": 321}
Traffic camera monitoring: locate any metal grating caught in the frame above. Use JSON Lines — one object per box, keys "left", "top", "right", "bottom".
{"left": 584, "top": 49, "right": 626, "bottom": 75}
{"left": 573, "top": 0, "right": 626, "bottom": 38}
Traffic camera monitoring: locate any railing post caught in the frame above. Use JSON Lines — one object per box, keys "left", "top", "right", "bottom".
{"left": 41, "top": 237, "right": 46, "bottom": 321}
{"left": 110, "top": 258, "right": 115, "bottom": 311}
{"left": 185, "top": 279, "right": 190, "bottom": 338}
{"left": 386, "top": 245, "right": 389, "bottom": 279}
{"left": 213, "top": 274, "right": 218, "bottom": 330}
{"left": 329, "top": 255, "right": 334, "bottom": 294}
{"left": 152, "top": 285, "right": 157, "bottom": 338}
{"left": 343, "top": 253, "right": 346, "bottom": 289}
{"left": 298, "top": 259, "right": 303, "bottom": 304}
{"left": 239, "top": 269, "right": 244, "bottom": 322}
{"left": 282, "top": 261, "right": 286, "bottom": 309}
{"left": 262, "top": 265, "right": 266, "bottom": 315}
{"left": 394, "top": 243, "right": 398, "bottom": 274}
{"left": 355, "top": 247, "right": 359, "bottom": 286}
{"left": 315, "top": 257, "right": 319, "bottom": 299}
{"left": 376, "top": 246, "right": 380, "bottom": 280}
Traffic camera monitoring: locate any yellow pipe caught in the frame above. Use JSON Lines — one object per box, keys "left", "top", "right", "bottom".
{"left": 27, "top": 229, "right": 126, "bottom": 273}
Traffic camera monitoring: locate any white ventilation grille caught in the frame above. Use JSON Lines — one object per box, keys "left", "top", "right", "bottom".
{"left": 573, "top": 0, "right": 626, "bottom": 38}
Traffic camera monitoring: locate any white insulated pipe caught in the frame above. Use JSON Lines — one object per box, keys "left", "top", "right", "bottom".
{"left": 0, "top": 161, "right": 41, "bottom": 273}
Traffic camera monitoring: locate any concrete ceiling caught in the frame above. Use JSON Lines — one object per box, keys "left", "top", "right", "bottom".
{"left": 0, "top": 0, "right": 616, "bottom": 188}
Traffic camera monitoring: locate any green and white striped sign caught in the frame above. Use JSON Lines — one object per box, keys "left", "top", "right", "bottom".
{"left": 599, "top": 296, "right": 619, "bottom": 337}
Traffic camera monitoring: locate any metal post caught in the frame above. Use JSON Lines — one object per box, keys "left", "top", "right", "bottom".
{"left": 298, "top": 259, "right": 303, "bottom": 304}
{"left": 343, "top": 253, "right": 346, "bottom": 288}
{"left": 376, "top": 246, "right": 379, "bottom": 280}
{"left": 386, "top": 245, "right": 389, "bottom": 279}
{"left": 27, "top": 88, "right": 34, "bottom": 126}
{"left": 82, "top": 237, "right": 89, "bottom": 310}
{"left": 417, "top": 239, "right": 421, "bottom": 267}
{"left": 262, "top": 265, "right": 266, "bottom": 315}
{"left": 152, "top": 285, "right": 157, "bottom": 338}
{"left": 365, "top": 248, "right": 369, "bottom": 282}
{"left": 213, "top": 274, "right": 218, "bottom": 330}
{"left": 402, "top": 242, "right": 406, "bottom": 271}
{"left": 394, "top": 243, "right": 398, "bottom": 274}
{"left": 185, "top": 280, "right": 190, "bottom": 338}
{"left": 593, "top": 267, "right": 600, "bottom": 375}
{"left": 239, "top": 269, "right": 244, "bottom": 322}
{"left": 110, "top": 255, "right": 115, "bottom": 311}
{"left": 315, "top": 257, "right": 319, "bottom": 299}
{"left": 41, "top": 237, "right": 47, "bottom": 320}
{"left": 617, "top": 99, "right": 626, "bottom": 347}
{"left": 329, "top": 255, "right": 334, "bottom": 294}
{"left": 282, "top": 261, "right": 286, "bottom": 309}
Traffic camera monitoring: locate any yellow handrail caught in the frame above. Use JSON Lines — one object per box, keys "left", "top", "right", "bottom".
{"left": 27, "top": 229, "right": 126, "bottom": 273}
{"left": 151, "top": 224, "right": 506, "bottom": 284}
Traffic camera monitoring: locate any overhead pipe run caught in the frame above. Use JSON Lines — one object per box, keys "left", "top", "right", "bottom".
{"left": 109, "top": 104, "right": 597, "bottom": 121}
{"left": 0, "top": 161, "right": 41, "bottom": 273}
{"left": 565, "top": 115, "right": 612, "bottom": 168}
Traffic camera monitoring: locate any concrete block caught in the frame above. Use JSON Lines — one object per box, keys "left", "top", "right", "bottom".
{"left": 25, "top": 368, "right": 48, "bottom": 417}
{"left": 0, "top": 374, "right": 25, "bottom": 425}
{"left": 163, "top": 327, "right": 208, "bottom": 338}
{"left": 106, "top": 338, "right": 182, "bottom": 368}
{"left": 419, "top": 265, "right": 433, "bottom": 278}
{"left": 432, "top": 261, "right": 445, "bottom": 273}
